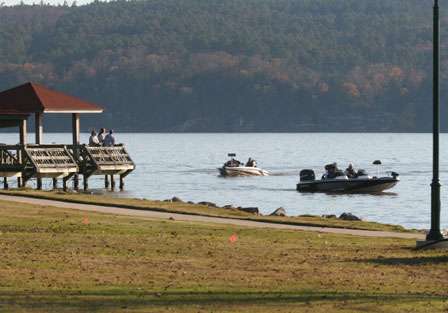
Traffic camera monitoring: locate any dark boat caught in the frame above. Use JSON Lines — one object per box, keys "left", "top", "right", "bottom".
{"left": 296, "top": 168, "right": 399, "bottom": 193}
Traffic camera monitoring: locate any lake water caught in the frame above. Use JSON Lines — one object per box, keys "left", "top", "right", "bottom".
{"left": 1, "top": 132, "right": 447, "bottom": 230}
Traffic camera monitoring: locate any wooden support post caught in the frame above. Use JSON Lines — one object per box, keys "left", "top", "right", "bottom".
{"left": 105, "top": 175, "right": 109, "bottom": 188}
{"left": 3, "top": 177, "right": 8, "bottom": 190}
{"left": 62, "top": 178, "right": 67, "bottom": 192}
{"left": 119, "top": 175, "right": 124, "bottom": 190}
{"left": 83, "top": 175, "right": 88, "bottom": 191}
{"left": 110, "top": 175, "right": 115, "bottom": 190}
{"left": 72, "top": 113, "right": 80, "bottom": 191}
{"left": 35, "top": 113, "right": 43, "bottom": 189}
{"left": 37, "top": 177, "right": 42, "bottom": 190}
{"left": 35, "top": 112, "right": 43, "bottom": 144}
{"left": 19, "top": 119, "right": 27, "bottom": 145}
{"left": 52, "top": 178, "right": 57, "bottom": 190}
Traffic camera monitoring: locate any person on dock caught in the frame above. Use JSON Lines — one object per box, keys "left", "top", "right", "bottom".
{"left": 98, "top": 128, "right": 107, "bottom": 144}
{"left": 88, "top": 130, "right": 100, "bottom": 146}
{"left": 103, "top": 129, "right": 116, "bottom": 146}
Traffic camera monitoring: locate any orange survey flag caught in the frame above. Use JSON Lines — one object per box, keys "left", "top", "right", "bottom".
{"left": 228, "top": 234, "right": 238, "bottom": 243}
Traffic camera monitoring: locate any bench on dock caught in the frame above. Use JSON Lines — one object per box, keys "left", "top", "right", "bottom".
{"left": 69, "top": 144, "right": 135, "bottom": 190}
{"left": 0, "top": 144, "right": 78, "bottom": 189}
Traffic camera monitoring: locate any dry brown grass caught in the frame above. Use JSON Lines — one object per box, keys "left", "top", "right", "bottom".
{"left": 0, "top": 198, "right": 446, "bottom": 312}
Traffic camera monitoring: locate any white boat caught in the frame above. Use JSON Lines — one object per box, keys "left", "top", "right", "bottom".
{"left": 218, "top": 153, "right": 269, "bottom": 177}
{"left": 219, "top": 166, "right": 269, "bottom": 177}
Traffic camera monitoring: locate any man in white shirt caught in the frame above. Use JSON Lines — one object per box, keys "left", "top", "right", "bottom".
{"left": 98, "top": 128, "right": 107, "bottom": 144}
{"left": 88, "top": 130, "right": 100, "bottom": 146}
{"left": 103, "top": 129, "right": 116, "bottom": 146}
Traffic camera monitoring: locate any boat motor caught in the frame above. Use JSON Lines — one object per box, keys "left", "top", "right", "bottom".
{"left": 300, "top": 169, "right": 315, "bottom": 182}
{"left": 391, "top": 171, "right": 399, "bottom": 179}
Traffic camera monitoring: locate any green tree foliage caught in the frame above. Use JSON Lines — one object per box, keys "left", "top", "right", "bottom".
{"left": 0, "top": 0, "right": 442, "bottom": 131}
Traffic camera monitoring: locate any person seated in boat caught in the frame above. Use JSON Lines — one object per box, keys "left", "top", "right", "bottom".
{"left": 324, "top": 163, "right": 338, "bottom": 179}
{"left": 345, "top": 163, "right": 357, "bottom": 178}
{"left": 246, "top": 157, "right": 257, "bottom": 167}
{"left": 225, "top": 158, "right": 241, "bottom": 167}
{"left": 88, "top": 130, "right": 100, "bottom": 146}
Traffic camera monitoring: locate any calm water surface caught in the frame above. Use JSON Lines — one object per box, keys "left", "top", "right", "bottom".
{"left": 2, "top": 132, "right": 447, "bottom": 230}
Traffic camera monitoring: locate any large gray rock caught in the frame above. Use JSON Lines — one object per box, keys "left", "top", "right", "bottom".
{"left": 198, "top": 201, "right": 218, "bottom": 207}
{"left": 339, "top": 212, "right": 361, "bottom": 221}
{"left": 171, "top": 196, "right": 183, "bottom": 203}
{"left": 270, "top": 207, "right": 286, "bottom": 216}
{"left": 238, "top": 207, "right": 259, "bottom": 214}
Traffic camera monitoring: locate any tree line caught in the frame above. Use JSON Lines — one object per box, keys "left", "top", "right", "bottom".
{"left": 0, "top": 0, "right": 444, "bottom": 131}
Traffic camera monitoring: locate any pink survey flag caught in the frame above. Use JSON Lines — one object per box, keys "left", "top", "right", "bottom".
{"left": 82, "top": 216, "right": 90, "bottom": 225}
{"left": 229, "top": 234, "right": 238, "bottom": 243}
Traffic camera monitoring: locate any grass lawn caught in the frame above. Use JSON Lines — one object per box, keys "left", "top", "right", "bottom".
{"left": 0, "top": 189, "right": 412, "bottom": 232}
{"left": 0, "top": 199, "right": 446, "bottom": 312}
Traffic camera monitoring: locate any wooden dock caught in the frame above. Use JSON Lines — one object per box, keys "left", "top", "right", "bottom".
{"left": 0, "top": 144, "right": 135, "bottom": 191}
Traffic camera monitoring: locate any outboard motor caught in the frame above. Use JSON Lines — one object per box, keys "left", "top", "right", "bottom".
{"left": 391, "top": 171, "right": 399, "bottom": 179}
{"left": 300, "top": 169, "right": 315, "bottom": 182}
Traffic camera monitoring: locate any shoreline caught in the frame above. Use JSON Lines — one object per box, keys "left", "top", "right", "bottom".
{"left": 0, "top": 189, "right": 421, "bottom": 236}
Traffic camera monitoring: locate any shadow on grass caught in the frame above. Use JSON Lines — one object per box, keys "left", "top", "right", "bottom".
{"left": 0, "top": 290, "right": 445, "bottom": 311}
{"left": 358, "top": 255, "right": 448, "bottom": 265}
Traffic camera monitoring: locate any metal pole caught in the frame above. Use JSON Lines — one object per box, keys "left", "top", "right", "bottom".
{"left": 428, "top": 0, "right": 444, "bottom": 241}
{"left": 72, "top": 113, "right": 80, "bottom": 191}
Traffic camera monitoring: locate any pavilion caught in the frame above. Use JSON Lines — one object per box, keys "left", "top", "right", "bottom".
{"left": 0, "top": 82, "right": 134, "bottom": 191}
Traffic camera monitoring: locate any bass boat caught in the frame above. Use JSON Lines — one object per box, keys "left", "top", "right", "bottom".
{"left": 297, "top": 164, "right": 399, "bottom": 193}
{"left": 218, "top": 153, "right": 269, "bottom": 177}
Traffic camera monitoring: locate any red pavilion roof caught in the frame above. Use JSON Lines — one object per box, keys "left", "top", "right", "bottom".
{"left": 0, "top": 82, "right": 103, "bottom": 115}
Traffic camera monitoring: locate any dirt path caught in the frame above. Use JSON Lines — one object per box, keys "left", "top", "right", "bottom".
{"left": 0, "top": 194, "right": 424, "bottom": 239}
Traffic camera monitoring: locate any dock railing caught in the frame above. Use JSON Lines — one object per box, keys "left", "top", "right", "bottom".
{"left": 0, "top": 144, "right": 134, "bottom": 191}
{"left": 0, "top": 144, "right": 23, "bottom": 173}
{"left": 68, "top": 144, "right": 135, "bottom": 190}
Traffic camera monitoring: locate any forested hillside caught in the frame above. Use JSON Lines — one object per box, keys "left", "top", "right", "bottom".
{"left": 0, "top": 0, "right": 444, "bottom": 131}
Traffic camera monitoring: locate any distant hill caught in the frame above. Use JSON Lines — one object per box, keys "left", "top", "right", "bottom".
{"left": 0, "top": 0, "right": 444, "bottom": 131}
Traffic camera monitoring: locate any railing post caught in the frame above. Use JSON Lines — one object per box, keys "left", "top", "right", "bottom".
{"left": 3, "top": 177, "right": 8, "bottom": 190}
{"left": 52, "top": 178, "right": 57, "bottom": 190}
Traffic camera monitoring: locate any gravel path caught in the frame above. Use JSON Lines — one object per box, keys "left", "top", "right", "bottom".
{"left": 0, "top": 194, "right": 423, "bottom": 239}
